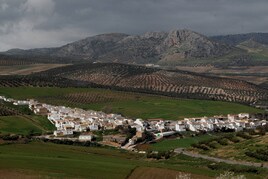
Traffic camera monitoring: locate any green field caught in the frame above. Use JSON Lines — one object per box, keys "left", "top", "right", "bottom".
{"left": 0, "top": 142, "right": 138, "bottom": 178}
{"left": 0, "top": 87, "right": 263, "bottom": 120}
{"left": 0, "top": 115, "right": 55, "bottom": 135}
{"left": 0, "top": 141, "right": 212, "bottom": 178}
{"left": 0, "top": 141, "right": 266, "bottom": 178}
{"left": 151, "top": 135, "right": 216, "bottom": 151}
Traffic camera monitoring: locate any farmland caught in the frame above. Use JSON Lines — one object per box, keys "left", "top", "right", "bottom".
{"left": 151, "top": 134, "right": 216, "bottom": 151}
{"left": 37, "top": 62, "right": 267, "bottom": 104}
{"left": 0, "top": 141, "right": 267, "bottom": 179}
{"left": 0, "top": 87, "right": 263, "bottom": 120}
{"left": 0, "top": 141, "right": 212, "bottom": 178}
{"left": 0, "top": 64, "right": 69, "bottom": 75}
{"left": 0, "top": 115, "right": 55, "bottom": 135}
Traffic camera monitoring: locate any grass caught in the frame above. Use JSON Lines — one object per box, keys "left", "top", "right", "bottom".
{"left": 0, "top": 141, "right": 217, "bottom": 178}
{"left": 0, "top": 142, "right": 137, "bottom": 178}
{"left": 0, "top": 115, "right": 55, "bottom": 135}
{"left": 0, "top": 87, "right": 263, "bottom": 120}
{"left": 0, "top": 141, "right": 266, "bottom": 178}
{"left": 151, "top": 134, "right": 216, "bottom": 151}
{"left": 0, "top": 116, "right": 42, "bottom": 135}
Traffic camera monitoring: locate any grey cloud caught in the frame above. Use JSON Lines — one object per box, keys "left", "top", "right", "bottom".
{"left": 0, "top": 0, "right": 268, "bottom": 51}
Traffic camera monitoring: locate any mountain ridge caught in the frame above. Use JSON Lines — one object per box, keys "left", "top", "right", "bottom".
{"left": 3, "top": 30, "right": 268, "bottom": 67}
{"left": 2, "top": 29, "right": 231, "bottom": 64}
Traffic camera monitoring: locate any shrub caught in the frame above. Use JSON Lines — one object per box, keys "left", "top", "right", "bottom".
{"left": 207, "top": 141, "right": 219, "bottom": 149}
{"left": 236, "top": 132, "right": 252, "bottom": 139}
{"left": 208, "top": 163, "right": 259, "bottom": 174}
{"left": 217, "top": 138, "right": 229, "bottom": 146}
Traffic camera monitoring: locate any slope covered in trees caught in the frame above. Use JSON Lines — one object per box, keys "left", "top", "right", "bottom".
{"left": 32, "top": 63, "right": 268, "bottom": 104}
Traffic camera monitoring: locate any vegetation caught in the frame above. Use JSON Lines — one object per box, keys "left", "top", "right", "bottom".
{"left": 0, "top": 141, "right": 267, "bottom": 178}
{"left": 0, "top": 115, "right": 55, "bottom": 135}
{"left": 189, "top": 126, "right": 268, "bottom": 164}
{"left": 208, "top": 163, "right": 260, "bottom": 175}
{"left": 0, "top": 62, "right": 267, "bottom": 104}
{"left": 245, "top": 146, "right": 268, "bottom": 161}
{"left": 0, "top": 87, "right": 263, "bottom": 120}
{"left": 151, "top": 134, "right": 216, "bottom": 151}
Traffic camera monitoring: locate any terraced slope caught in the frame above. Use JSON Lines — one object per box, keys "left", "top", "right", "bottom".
{"left": 36, "top": 63, "right": 268, "bottom": 104}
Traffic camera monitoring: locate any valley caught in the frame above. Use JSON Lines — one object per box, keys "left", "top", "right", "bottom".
{"left": 0, "top": 29, "right": 268, "bottom": 179}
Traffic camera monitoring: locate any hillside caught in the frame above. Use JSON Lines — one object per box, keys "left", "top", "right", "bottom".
{"left": 30, "top": 63, "right": 267, "bottom": 104}
{"left": 3, "top": 30, "right": 268, "bottom": 67}
{"left": 0, "top": 54, "right": 79, "bottom": 65}
{"left": 211, "top": 33, "right": 268, "bottom": 46}
{"left": 2, "top": 29, "right": 231, "bottom": 65}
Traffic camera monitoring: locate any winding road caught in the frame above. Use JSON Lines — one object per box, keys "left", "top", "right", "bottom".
{"left": 174, "top": 148, "right": 268, "bottom": 169}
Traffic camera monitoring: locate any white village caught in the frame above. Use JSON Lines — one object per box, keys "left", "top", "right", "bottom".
{"left": 0, "top": 95, "right": 267, "bottom": 149}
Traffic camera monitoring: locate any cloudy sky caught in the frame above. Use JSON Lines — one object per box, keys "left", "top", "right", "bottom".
{"left": 0, "top": 0, "right": 268, "bottom": 51}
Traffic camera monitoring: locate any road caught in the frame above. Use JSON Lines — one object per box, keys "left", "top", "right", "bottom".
{"left": 174, "top": 148, "right": 268, "bottom": 169}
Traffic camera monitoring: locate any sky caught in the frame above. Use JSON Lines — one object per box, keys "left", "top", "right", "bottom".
{"left": 0, "top": 0, "right": 268, "bottom": 51}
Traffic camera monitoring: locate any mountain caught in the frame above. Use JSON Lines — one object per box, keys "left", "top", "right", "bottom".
{"left": 4, "top": 30, "right": 268, "bottom": 67}
{"left": 3, "top": 29, "right": 231, "bottom": 65}
{"left": 29, "top": 62, "right": 266, "bottom": 104}
{"left": 211, "top": 33, "right": 268, "bottom": 46}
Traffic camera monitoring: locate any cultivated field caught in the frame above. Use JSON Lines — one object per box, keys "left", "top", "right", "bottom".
{"left": 151, "top": 134, "right": 216, "bottom": 151}
{"left": 0, "top": 87, "right": 263, "bottom": 120}
{"left": 176, "top": 66, "right": 268, "bottom": 85}
{"left": 0, "top": 141, "right": 266, "bottom": 178}
{"left": 0, "top": 142, "right": 215, "bottom": 178}
{"left": 0, "top": 115, "right": 55, "bottom": 135}
{"left": 0, "top": 64, "right": 69, "bottom": 75}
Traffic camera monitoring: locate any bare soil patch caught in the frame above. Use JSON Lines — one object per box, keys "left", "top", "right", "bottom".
{"left": 176, "top": 66, "right": 268, "bottom": 84}
{"left": 0, "top": 169, "right": 42, "bottom": 179}
{"left": 0, "top": 64, "right": 69, "bottom": 75}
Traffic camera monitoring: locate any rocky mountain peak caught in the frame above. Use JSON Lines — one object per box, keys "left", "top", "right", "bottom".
{"left": 2, "top": 29, "right": 232, "bottom": 64}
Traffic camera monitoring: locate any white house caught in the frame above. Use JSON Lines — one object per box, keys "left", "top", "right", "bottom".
{"left": 89, "top": 123, "right": 99, "bottom": 131}
{"left": 175, "top": 123, "right": 186, "bottom": 132}
{"left": 238, "top": 113, "right": 250, "bottom": 119}
{"left": 79, "top": 134, "right": 93, "bottom": 141}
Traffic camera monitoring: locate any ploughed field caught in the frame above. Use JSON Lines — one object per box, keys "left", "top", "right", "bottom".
{"left": 0, "top": 63, "right": 267, "bottom": 104}
{"left": 0, "top": 87, "right": 263, "bottom": 120}
{"left": 0, "top": 64, "right": 69, "bottom": 75}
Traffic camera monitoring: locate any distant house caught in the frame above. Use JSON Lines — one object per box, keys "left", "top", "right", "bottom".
{"left": 238, "top": 113, "right": 250, "bottom": 119}
{"left": 54, "top": 130, "right": 64, "bottom": 136}
{"left": 34, "top": 107, "right": 49, "bottom": 115}
{"left": 53, "top": 130, "right": 73, "bottom": 136}
{"left": 175, "top": 123, "right": 186, "bottom": 132}
{"left": 13, "top": 100, "right": 30, "bottom": 106}
{"left": 89, "top": 123, "right": 99, "bottom": 131}
{"left": 79, "top": 134, "right": 93, "bottom": 141}
{"left": 228, "top": 114, "right": 239, "bottom": 121}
